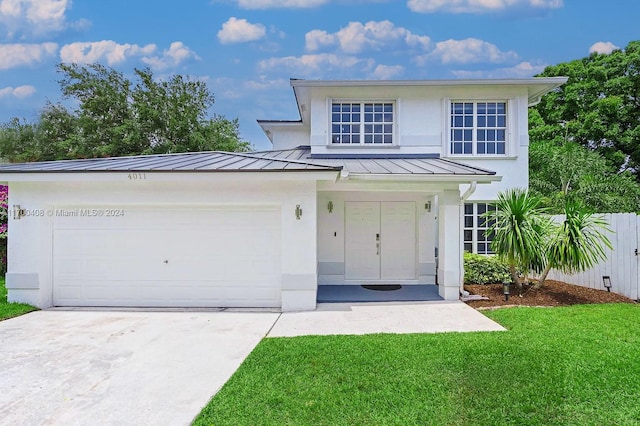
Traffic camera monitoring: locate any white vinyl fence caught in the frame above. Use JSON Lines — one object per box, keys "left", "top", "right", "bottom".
{"left": 548, "top": 213, "right": 639, "bottom": 301}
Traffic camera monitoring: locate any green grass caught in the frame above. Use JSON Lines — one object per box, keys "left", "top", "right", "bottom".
{"left": 194, "top": 304, "right": 640, "bottom": 426}
{"left": 0, "top": 277, "right": 37, "bottom": 320}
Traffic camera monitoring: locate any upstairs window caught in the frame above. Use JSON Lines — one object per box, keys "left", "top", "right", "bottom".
{"left": 331, "top": 102, "right": 394, "bottom": 145}
{"left": 450, "top": 101, "right": 507, "bottom": 156}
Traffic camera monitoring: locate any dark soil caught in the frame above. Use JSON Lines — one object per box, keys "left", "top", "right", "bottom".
{"left": 464, "top": 279, "right": 636, "bottom": 309}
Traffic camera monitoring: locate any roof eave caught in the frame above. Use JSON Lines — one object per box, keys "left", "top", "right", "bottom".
{"left": 290, "top": 77, "right": 569, "bottom": 88}
{"left": 0, "top": 169, "right": 342, "bottom": 183}
{"left": 341, "top": 173, "right": 501, "bottom": 183}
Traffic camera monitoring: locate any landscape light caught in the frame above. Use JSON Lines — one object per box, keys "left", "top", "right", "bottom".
{"left": 502, "top": 280, "right": 511, "bottom": 301}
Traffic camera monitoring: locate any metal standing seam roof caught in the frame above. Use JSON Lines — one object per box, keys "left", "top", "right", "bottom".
{"left": 251, "top": 146, "right": 497, "bottom": 176}
{"left": 0, "top": 150, "right": 342, "bottom": 173}
{"left": 0, "top": 146, "right": 496, "bottom": 177}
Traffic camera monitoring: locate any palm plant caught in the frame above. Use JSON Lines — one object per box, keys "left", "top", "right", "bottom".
{"left": 535, "top": 199, "right": 612, "bottom": 288}
{"left": 486, "top": 188, "right": 549, "bottom": 289}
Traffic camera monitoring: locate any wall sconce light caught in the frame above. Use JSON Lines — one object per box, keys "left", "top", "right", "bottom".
{"left": 327, "top": 201, "right": 333, "bottom": 213}
{"left": 424, "top": 201, "right": 431, "bottom": 212}
{"left": 502, "top": 279, "right": 511, "bottom": 301}
{"left": 602, "top": 276, "right": 612, "bottom": 292}
{"left": 295, "top": 204, "right": 302, "bottom": 220}
{"left": 12, "top": 205, "right": 25, "bottom": 220}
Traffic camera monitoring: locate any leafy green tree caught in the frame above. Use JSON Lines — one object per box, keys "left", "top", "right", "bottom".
{"left": 529, "top": 137, "right": 640, "bottom": 213}
{"left": 533, "top": 40, "right": 640, "bottom": 178}
{"left": 0, "top": 63, "right": 250, "bottom": 162}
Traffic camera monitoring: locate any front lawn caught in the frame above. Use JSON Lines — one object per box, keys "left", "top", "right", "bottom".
{"left": 0, "top": 277, "right": 37, "bottom": 320}
{"left": 195, "top": 304, "right": 640, "bottom": 425}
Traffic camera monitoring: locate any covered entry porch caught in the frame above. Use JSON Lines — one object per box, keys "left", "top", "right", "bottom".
{"left": 316, "top": 182, "right": 479, "bottom": 301}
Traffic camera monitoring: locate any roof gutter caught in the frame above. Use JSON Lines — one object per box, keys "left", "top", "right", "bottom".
{"left": 340, "top": 174, "right": 500, "bottom": 183}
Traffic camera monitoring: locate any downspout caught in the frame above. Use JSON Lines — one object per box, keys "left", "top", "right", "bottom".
{"left": 459, "top": 181, "right": 477, "bottom": 297}
{"left": 461, "top": 181, "right": 477, "bottom": 202}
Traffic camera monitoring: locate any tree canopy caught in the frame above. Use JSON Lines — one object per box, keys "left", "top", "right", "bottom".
{"left": 0, "top": 63, "right": 250, "bottom": 162}
{"left": 529, "top": 40, "right": 640, "bottom": 213}
{"left": 532, "top": 40, "right": 640, "bottom": 176}
{"left": 529, "top": 135, "right": 640, "bottom": 213}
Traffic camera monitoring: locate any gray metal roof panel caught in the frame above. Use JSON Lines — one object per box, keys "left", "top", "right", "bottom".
{"left": 0, "top": 150, "right": 341, "bottom": 173}
{"left": 251, "top": 147, "right": 495, "bottom": 176}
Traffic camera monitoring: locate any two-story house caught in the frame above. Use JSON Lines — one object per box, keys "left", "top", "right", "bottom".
{"left": 0, "top": 77, "right": 566, "bottom": 311}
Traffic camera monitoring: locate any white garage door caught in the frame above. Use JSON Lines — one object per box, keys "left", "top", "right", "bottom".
{"left": 53, "top": 206, "right": 281, "bottom": 308}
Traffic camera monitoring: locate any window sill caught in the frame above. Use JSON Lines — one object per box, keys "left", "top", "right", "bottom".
{"left": 327, "top": 144, "right": 400, "bottom": 149}
{"left": 447, "top": 155, "right": 517, "bottom": 160}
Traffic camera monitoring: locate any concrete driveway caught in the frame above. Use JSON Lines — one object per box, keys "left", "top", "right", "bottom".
{"left": 0, "top": 310, "right": 279, "bottom": 426}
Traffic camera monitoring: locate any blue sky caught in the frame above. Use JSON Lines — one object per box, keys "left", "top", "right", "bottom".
{"left": 0, "top": 0, "right": 638, "bottom": 151}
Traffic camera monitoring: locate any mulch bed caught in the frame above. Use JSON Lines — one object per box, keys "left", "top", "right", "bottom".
{"left": 464, "top": 279, "right": 636, "bottom": 309}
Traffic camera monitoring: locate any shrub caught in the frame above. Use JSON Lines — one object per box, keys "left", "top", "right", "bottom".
{"left": 464, "top": 252, "right": 511, "bottom": 285}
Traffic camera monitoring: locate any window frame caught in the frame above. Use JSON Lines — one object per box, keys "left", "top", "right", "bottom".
{"left": 463, "top": 202, "right": 497, "bottom": 255}
{"left": 329, "top": 100, "right": 396, "bottom": 146}
{"left": 448, "top": 100, "right": 508, "bottom": 157}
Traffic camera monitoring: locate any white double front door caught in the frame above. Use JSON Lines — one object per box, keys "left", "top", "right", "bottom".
{"left": 345, "top": 201, "right": 416, "bottom": 281}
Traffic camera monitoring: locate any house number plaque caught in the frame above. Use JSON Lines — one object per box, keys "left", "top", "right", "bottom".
{"left": 127, "top": 173, "right": 147, "bottom": 180}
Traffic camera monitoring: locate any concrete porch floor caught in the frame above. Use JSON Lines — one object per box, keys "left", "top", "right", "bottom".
{"left": 317, "top": 284, "right": 442, "bottom": 303}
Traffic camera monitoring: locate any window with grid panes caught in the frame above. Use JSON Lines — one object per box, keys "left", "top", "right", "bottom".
{"left": 463, "top": 202, "right": 497, "bottom": 254}
{"left": 451, "top": 101, "right": 506, "bottom": 156}
{"left": 331, "top": 102, "right": 393, "bottom": 145}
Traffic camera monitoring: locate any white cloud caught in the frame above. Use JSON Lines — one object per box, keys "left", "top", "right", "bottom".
{"left": 0, "top": 0, "right": 84, "bottom": 38}
{"left": 417, "top": 38, "right": 518, "bottom": 65}
{"left": 142, "top": 42, "right": 200, "bottom": 70}
{"left": 60, "top": 40, "right": 199, "bottom": 70}
{"left": 0, "top": 84, "right": 36, "bottom": 99}
{"left": 451, "top": 61, "right": 547, "bottom": 78}
{"left": 305, "top": 20, "right": 430, "bottom": 54}
{"left": 305, "top": 29, "right": 335, "bottom": 51}
{"left": 0, "top": 43, "right": 57, "bottom": 70}
{"left": 258, "top": 53, "right": 373, "bottom": 76}
{"left": 589, "top": 41, "right": 619, "bottom": 55}
{"left": 218, "top": 17, "right": 267, "bottom": 44}
{"left": 244, "top": 78, "right": 289, "bottom": 91}
{"left": 60, "top": 40, "right": 157, "bottom": 65}
{"left": 407, "top": 0, "right": 563, "bottom": 13}
{"left": 371, "top": 64, "right": 404, "bottom": 79}
{"left": 234, "top": 0, "right": 328, "bottom": 9}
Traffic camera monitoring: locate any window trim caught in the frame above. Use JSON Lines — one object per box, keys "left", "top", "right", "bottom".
{"left": 447, "top": 99, "right": 509, "bottom": 157}
{"left": 329, "top": 99, "right": 396, "bottom": 146}
{"left": 463, "top": 202, "right": 497, "bottom": 255}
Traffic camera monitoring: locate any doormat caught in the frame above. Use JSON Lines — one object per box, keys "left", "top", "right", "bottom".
{"left": 361, "top": 284, "right": 402, "bottom": 291}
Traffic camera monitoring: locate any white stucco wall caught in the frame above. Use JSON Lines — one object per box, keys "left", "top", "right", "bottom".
{"left": 5, "top": 173, "right": 326, "bottom": 311}
{"left": 316, "top": 190, "right": 437, "bottom": 285}
{"left": 301, "top": 85, "right": 530, "bottom": 159}
{"left": 270, "top": 125, "right": 309, "bottom": 150}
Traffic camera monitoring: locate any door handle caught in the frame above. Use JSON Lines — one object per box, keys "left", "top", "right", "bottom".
{"left": 376, "top": 242, "right": 379, "bottom": 255}
{"left": 376, "top": 233, "right": 380, "bottom": 241}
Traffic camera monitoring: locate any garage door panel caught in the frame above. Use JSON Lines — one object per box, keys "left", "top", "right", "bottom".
{"left": 55, "top": 278, "right": 282, "bottom": 308}
{"left": 53, "top": 206, "right": 282, "bottom": 307}
{"left": 56, "top": 281, "right": 281, "bottom": 308}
